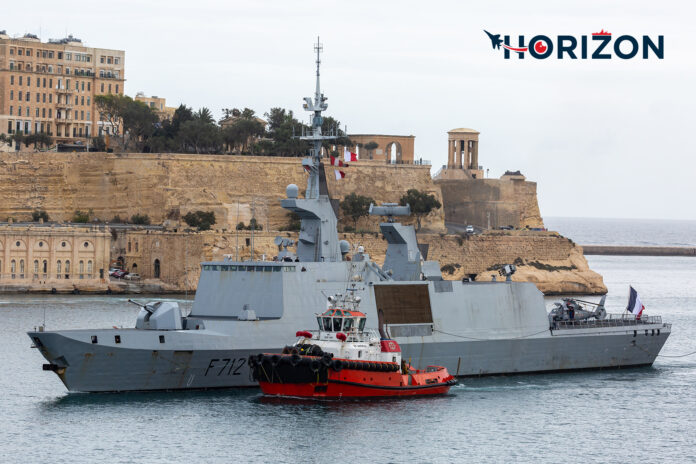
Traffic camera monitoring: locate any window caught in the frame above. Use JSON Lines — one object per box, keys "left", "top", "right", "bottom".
{"left": 56, "top": 260, "right": 61, "bottom": 278}
{"left": 9, "top": 106, "right": 12, "bottom": 116}
{"left": 49, "top": 78, "right": 52, "bottom": 88}
{"left": 100, "top": 56, "right": 104, "bottom": 64}
{"left": 9, "top": 48, "right": 14, "bottom": 55}
{"left": 135, "top": 242, "right": 138, "bottom": 252}
{"left": 65, "top": 260, "right": 70, "bottom": 278}
{"left": 19, "top": 76, "right": 22, "bottom": 85}
{"left": 87, "top": 82, "right": 91, "bottom": 91}
{"left": 115, "top": 84, "right": 119, "bottom": 93}
{"left": 87, "top": 96, "right": 90, "bottom": 105}
{"left": 79, "top": 260, "right": 84, "bottom": 279}
{"left": 34, "top": 260, "right": 39, "bottom": 278}
{"left": 42, "top": 108, "right": 46, "bottom": 118}
{"left": 20, "top": 259, "right": 25, "bottom": 278}
{"left": 81, "top": 96, "right": 84, "bottom": 105}
{"left": 159, "top": 335, "right": 165, "bottom": 344}
{"left": 91, "top": 335, "right": 98, "bottom": 344}
{"left": 154, "top": 259, "right": 160, "bottom": 278}
{"left": 10, "top": 75, "right": 14, "bottom": 85}
{"left": 18, "top": 107, "right": 22, "bottom": 116}
{"left": 49, "top": 51, "right": 54, "bottom": 59}
{"left": 115, "top": 335, "right": 121, "bottom": 344}
{"left": 81, "top": 82, "right": 84, "bottom": 91}
{"left": 11, "top": 260, "right": 16, "bottom": 279}
{"left": 27, "top": 77, "right": 31, "bottom": 86}
{"left": 114, "top": 57, "right": 120, "bottom": 65}
{"left": 100, "top": 83, "right": 104, "bottom": 92}
{"left": 49, "top": 109, "right": 52, "bottom": 117}
{"left": 9, "top": 90, "right": 13, "bottom": 100}
{"left": 26, "top": 49, "right": 32, "bottom": 57}
{"left": 18, "top": 49, "right": 23, "bottom": 56}
{"left": 36, "top": 93, "right": 40, "bottom": 102}
{"left": 108, "top": 84, "right": 112, "bottom": 93}
{"left": 87, "top": 260, "right": 93, "bottom": 277}
{"left": 36, "top": 108, "right": 39, "bottom": 117}
{"left": 18, "top": 91, "right": 22, "bottom": 102}
{"left": 128, "top": 241, "right": 131, "bottom": 252}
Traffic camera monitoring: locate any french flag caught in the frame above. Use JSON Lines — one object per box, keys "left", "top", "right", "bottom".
{"left": 626, "top": 286, "right": 645, "bottom": 319}
{"left": 334, "top": 170, "right": 345, "bottom": 180}
{"left": 344, "top": 147, "right": 358, "bottom": 162}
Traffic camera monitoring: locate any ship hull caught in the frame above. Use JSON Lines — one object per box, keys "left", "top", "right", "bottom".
{"left": 29, "top": 323, "right": 669, "bottom": 392}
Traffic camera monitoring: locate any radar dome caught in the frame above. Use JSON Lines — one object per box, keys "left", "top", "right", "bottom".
{"left": 286, "top": 184, "right": 299, "bottom": 199}
{"left": 339, "top": 240, "right": 350, "bottom": 255}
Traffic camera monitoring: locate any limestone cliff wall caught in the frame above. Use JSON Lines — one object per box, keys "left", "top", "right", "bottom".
{"left": 0, "top": 152, "right": 445, "bottom": 232}
{"left": 120, "top": 229, "right": 605, "bottom": 295}
{"left": 436, "top": 178, "right": 543, "bottom": 229}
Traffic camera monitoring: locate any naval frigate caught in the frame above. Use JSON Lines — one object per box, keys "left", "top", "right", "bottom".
{"left": 28, "top": 39, "right": 671, "bottom": 392}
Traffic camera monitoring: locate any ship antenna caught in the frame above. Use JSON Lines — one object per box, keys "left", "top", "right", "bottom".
{"left": 300, "top": 36, "right": 336, "bottom": 199}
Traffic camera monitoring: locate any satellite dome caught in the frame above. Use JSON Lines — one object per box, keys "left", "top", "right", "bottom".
{"left": 286, "top": 184, "right": 299, "bottom": 199}
{"left": 339, "top": 240, "right": 350, "bottom": 255}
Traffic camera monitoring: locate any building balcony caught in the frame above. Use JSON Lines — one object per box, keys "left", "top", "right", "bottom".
{"left": 55, "top": 87, "right": 73, "bottom": 94}
{"left": 55, "top": 103, "right": 73, "bottom": 110}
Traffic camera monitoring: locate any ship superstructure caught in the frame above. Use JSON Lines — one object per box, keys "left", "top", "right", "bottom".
{"left": 28, "top": 40, "right": 671, "bottom": 392}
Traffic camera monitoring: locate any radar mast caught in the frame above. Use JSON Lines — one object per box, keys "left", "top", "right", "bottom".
{"left": 301, "top": 36, "right": 336, "bottom": 199}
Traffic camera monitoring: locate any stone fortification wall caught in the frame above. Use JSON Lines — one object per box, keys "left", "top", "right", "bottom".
{"left": 0, "top": 152, "right": 445, "bottom": 233}
{"left": 436, "top": 178, "right": 543, "bottom": 229}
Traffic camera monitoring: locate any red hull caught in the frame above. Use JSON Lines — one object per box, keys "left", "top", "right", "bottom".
{"left": 257, "top": 363, "right": 456, "bottom": 399}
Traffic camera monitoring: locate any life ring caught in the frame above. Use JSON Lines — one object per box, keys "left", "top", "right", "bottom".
{"left": 332, "top": 359, "right": 344, "bottom": 372}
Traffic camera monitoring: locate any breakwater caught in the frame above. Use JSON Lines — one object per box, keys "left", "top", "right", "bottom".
{"left": 582, "top": 245, "right": 696, "bottom": 256}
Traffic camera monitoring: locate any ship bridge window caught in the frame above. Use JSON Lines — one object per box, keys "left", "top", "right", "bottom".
{"left": 273, "top": 267, "right": 282, "bottom": 272}
{"left": 333, "top": 317, "right": 342, "bottom": 331}
{"left": 282, "top": 266, "right": 296, "bottom": 272}
{"left": 263, "top": 266, "right": 273, "bottom": 272}
{"left": 322, "top": 317, "right": 332, "bottom": 331}
{"left": 359, "top": 318, "right": 366, "bottom": 331}
{"left": 343, "top": 318, "right": 354, "bottom": 331}
{"left": 211, "top": 265, "right": 219, "bottom": 271}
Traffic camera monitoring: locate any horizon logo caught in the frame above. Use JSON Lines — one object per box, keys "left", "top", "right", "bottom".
{"left": 484, "top": 30, "right": 664, "bottom": 59}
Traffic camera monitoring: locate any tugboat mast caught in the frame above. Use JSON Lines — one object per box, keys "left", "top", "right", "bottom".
{"left": 301, "top": 36, "right": 336, "bottom": 199}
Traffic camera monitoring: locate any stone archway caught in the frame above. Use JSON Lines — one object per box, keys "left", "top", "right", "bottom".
{"left": 385, "top": 141, "right": 403, "bottom": 164}
{"left": 154, "top": 259, "right": 161, "bottom": 278}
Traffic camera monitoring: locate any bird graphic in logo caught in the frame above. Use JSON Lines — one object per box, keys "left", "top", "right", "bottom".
{"left": 483, "top": 30, "right": 529, "bottom": 52}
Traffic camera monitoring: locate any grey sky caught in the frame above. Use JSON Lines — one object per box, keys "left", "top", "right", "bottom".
{"left": 6, "top": 0, "right": 695, "bottom": 220}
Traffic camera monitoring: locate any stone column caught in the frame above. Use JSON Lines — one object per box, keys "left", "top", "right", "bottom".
{"left": 3, "top": 239, "right": 9, "bottom": 280}
{"left": 472, "top": 141, "right": 479, "bottom": 170}
{"left": 49, "top": 235, "right": 56, "bottom": 281}
{"left": 72, "top": 233, "right": 79, "bottom": 281}
{"left": 448, "top": 140, "right": 454, "bottom": 167}
{"left": 455, "top": 140, "right": 461, "bottom": 168}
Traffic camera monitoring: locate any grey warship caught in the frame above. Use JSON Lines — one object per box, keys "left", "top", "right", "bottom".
{"left": 28, "top": 39, "right": 671, "bottom": 392}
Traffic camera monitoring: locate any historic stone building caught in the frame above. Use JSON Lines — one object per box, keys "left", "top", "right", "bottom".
{"left": 0, "top": 31, "right": 125, "bottom": 148}
{"left": 134, "top": 92, "right": 176, "bottom": 120}
{"left": 0, "top": 223, "right": 111, "bottom": 289}
{"left": 347, "top": 134, "right": 416, "bottom": 163}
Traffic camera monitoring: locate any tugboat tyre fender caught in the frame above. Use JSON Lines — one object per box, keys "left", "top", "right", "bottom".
{"left": 321, "top": 354, "right": 332, "bottom": 367}
{"left": 310, "top": 359, "right": 320, "bottom": 373}
{"left": 270, "top": 354, "right": 281, "bottom": 366}
{"left": 290, "top": 353, "right": 301, "bottom": 366}
{"left": 332, "top": 359, "right": 344, "bottom": 372}
{"left": 256, "top": 353, "right": 266, "bottom": 365}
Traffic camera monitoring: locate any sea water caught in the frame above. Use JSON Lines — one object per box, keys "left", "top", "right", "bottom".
{"left": 1, "top": 220, "right": 695, "bottom": 463}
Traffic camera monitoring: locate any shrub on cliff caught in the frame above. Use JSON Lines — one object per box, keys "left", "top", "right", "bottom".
{"left": 72, "top": 210, "right": 90, "bottom": 223}
{"left": 234, "top": 218, "right": 262, "bottom": 231}
{"left": 32, "top": 210, "right": 50, "bottom": 222}
{"left": 399, "top": 189, "right": 441, "bottom": 231}
{"left": 279, "top": 212, "right": 301, "bottom": 232}
{"left": 183, "top": 211, "right": 216, "bottom": 231}
{"left": 131, "top": 214, "right": 151, "bottom": 225}
{"left": 341, "top": 193, "right": 374, "bottom": 230}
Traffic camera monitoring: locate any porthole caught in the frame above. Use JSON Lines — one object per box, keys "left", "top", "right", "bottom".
{"left": 15, "top": 241, "right": 20, "bottom": 247}
{"left": 159, "top": 335, "right": 165, "bottom": 344}
{"left": 61, "top": 242, "right": 66, "bottom": 247}
{"left": 38, "top": 241, "right": 43, "bottom": 247}
{"left": 115, "top": 335, "right": 121, "bottom": 344}
{"left": 91, "top": 335, "right": 98, "bottom": 344}
{"left": 84, "top": 241, "right": 89, "bottom": 248}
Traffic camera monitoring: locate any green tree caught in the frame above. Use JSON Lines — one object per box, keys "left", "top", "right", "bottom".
{"left": 399, "top": 188, "right": 442, "bottom": 231}
{"left": 32, "top": 210, "right": 50, "bottom": 222}
{"left": 122, "top": 100, "right": 158, "bottom": 151}
{"left": 183, "top": 210, "right": 217, "bottom": 231}
{"left": 72, "top": 210, "right": 90, "bottom": 223}
{"left": 94, "top": 94, "right": 128, "bottom": 143}
{"left": 364, "top": 141, "right": 378, "bottom": 159}
{"left": 263, "top": 107, "right": 309, "bottom": 156}
{"left": 131, "top": 214, "right": 151, "bottom": 225}
{"left": 340, "top": 193, "right": 374, "bottom": 230}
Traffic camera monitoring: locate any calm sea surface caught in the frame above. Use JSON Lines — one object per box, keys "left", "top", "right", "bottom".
{"left": 2, "top": 219, "right": 696, "bottom": 463}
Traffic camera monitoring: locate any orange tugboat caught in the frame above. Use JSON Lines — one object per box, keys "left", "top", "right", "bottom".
{"left": 249, "top": 292, "right": 456, "bottom": 399}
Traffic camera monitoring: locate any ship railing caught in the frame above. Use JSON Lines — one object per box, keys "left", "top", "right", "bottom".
{"left": 553, "top": 314, "right": 662, "bottom": 330}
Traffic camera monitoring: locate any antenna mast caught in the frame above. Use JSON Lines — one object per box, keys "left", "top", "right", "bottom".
{"left": 300, "top": 36, "right": 336, "bottom": 199}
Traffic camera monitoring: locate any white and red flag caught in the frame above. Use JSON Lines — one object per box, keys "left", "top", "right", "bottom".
{"left": 334, "top": 170, "right": 345, "bottom": 180}
{"left": 626, "top": 286, "right": 645, "bottom": 319}
{"left": 344, "top": 147, "right": 358, "bottom": 162}
{"left": 329, "top": 155, "right": 349, "bottom": 167}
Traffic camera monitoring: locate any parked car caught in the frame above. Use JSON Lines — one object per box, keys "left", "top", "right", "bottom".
{"left": 465, "top": 225, "right": 474, "bottom": 234}
{"left": 124, "top": 273, "right": 141, "bottom": 280}
{"left": 112, "top": 270, "right": 128, "bottom": 279}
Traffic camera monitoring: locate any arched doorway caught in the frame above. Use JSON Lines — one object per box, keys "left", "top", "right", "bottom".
{"left": 385, "top": 141, "right": 402, "bottom": 164}
{"left": 154, "top": 259, "right": 161, "bottom": 278}
{"left": 116, "top": 256, "right": 124, "bottom": 269}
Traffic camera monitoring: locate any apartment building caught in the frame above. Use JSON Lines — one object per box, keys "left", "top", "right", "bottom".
{"left": 0, "top": 31, "right": 125, "bottom": 146}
